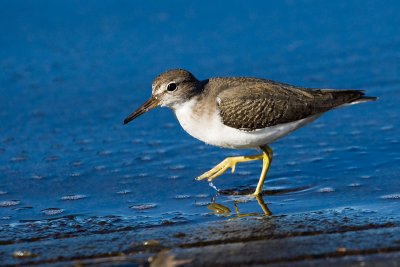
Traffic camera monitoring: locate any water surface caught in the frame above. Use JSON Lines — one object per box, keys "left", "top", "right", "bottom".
{"left": 0, "top": 0, "right": 399, "bottom": 241}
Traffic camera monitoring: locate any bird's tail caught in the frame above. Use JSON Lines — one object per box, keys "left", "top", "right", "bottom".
{"left": 319, "top": 89, "right": 377, "bottom": 108}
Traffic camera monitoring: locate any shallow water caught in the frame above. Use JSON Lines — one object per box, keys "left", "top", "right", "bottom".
{"left": 0, "top": 0, "right": 400, "bottom": 242}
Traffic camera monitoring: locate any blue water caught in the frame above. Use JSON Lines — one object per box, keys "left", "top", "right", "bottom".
{"left": 0, "top": 0, "right": 399, "bottom": 230}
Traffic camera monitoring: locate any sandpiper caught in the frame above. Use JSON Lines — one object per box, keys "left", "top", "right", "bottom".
{"left": 124, "top": 69, "right": 376, "bottom": 196}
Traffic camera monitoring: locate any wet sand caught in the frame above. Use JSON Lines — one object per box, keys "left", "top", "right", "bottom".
{"left": 2, "top": 207, "right": 400, "bottom": 266}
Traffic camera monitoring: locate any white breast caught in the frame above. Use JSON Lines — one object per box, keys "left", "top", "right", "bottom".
{"left": 173, "top": 99, "right": 319, "bottom": 149}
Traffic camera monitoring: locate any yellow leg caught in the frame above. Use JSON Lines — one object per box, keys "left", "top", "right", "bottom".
{"left": 197, "top": 154, "right": 263, "bottom": 182}
{"left": 252, "top": 145, "right": 273, "bottom": 196}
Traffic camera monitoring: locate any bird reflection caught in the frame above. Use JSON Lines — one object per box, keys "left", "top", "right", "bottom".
{"left": 207, "top": 194, "right": 271, "bottom": 217}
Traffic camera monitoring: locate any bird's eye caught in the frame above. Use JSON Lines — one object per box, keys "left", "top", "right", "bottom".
{"left": 167, "top": 82, "right": 177, "bottom": 92}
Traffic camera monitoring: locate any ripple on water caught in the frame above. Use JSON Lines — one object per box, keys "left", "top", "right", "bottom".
{"left": 174, "top": 194, "right": 190, "bottom": 199}
{"left": 129, "top": 203, "right": 157, "bottom": 210}
{"left": 328, "top": 131, "right": 338, "bottom": 136}
{"left": 236, "top": 171, "right": 252, "bottom": 176}
{"left": 0, "top": 200, "right": 20, "bottom": 207}
{"left": 323, "top": 148, "right": 336, "bottom": 153}
{"left": 31, "top": 174, "right": 43, "bottom": 179}
{"left": 389, "top": 139, "right": 399, "bottom": 144}
{"left": 13, "top": 206, "right": 33, "bottom": 211}
{"left": 116, "top": 190, "right": 132, "bottom": 195}
{"left": 122, "top": 160, "right": 134, "bottom": 167}
{"left": 309, "top": 157, "right": 324, "bottom": 163}
{"left": 350, "top": 130, "right": 361, "bottom": 135}
{"left": 45, "top": 155, "right": 59, "bottom": 161}
{"left": 139, "top": 155, "right": 152, "bottom": 161}
{"left": 71, "top": 161, "right": 83, "bottom": 167}
{"left": 345, "top": 146, "right": 364, "bottom": 152}
{"left": 147, "top": 140, "right": 162, "bottom": 146}
{"left": 346, "top": 166, "right": 359, "bottom": 171}
{"left": 131, "top": 138, "right": 143, "bottom": 144}
{"left": 75, "top": 138, "right": 92, "bottom": 145}
{"left": 41, "top": 208, "right": 64, "bottom": 215}
{"left": 193, "top": 201, "right": 210, "bottom": 207}
{"left": 156, "top": 149, "right": 167, "bottom": 154}
{"left": 168, "top": 164, "right": 186, "bottom": 170}
{"left": 380, "top": 194, "right": 400, "bottom": 200}
{"left": 10, "top": 156, "right": 27, "bottom": 162}
{"left": 98, "top": 150, "right": 112, "bottom": 156}
{"left": 380, "top": 125, "right": 394, "bottom": 131}
{"left": 285, "top": 161, "right": 299, "bottom": 166}
{"left": 94, "top": 165, "right": 106, "bottom": 171}
{"left": 317, "top": 187, "right": 335, "bottom": 193}
{"left": 110, "top": 168, "right": 121, "bottom": 173}
{"left": 61, "top": 194, "right": 87, "bottom": 200}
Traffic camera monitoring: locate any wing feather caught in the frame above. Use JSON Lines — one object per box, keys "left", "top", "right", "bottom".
{"left": 215, "top": 79, "right": 366, "bottom": 131}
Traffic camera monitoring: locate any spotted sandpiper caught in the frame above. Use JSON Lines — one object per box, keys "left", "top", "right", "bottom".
{"left": 124, "top": 69, "right": 376, "bottom": 196}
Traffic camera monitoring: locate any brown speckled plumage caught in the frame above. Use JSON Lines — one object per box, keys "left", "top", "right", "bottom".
{"left": 198, "top": 77, "right": 374, "bottom": 131}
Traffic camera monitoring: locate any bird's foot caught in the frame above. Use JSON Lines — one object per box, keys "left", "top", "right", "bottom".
{"left": 196, "top": 155, "right": 263, "bottom": 182}
{"left": 196, "top": 157, "right": 240, "bottom": 182}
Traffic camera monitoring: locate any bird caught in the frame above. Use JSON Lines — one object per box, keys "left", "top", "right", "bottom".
{"left": 124, "top": 69, "right": 376, "bottom": 196}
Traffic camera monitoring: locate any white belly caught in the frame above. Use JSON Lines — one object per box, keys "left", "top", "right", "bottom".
{"left": 173, "top": 99, "right": 320, "bottom": 149}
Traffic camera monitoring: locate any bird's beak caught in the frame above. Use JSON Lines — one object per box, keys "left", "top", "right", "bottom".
{"left": 123, "top": 97, "right": 159, "bottom": 125}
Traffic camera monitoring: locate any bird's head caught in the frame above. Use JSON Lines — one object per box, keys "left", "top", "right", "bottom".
{"left": 124, "top": 69, "right": 200, "bottom": 125}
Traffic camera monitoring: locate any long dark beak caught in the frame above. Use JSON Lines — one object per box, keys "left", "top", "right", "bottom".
{"left": 123, "top": 97, "right": 159, "bottom": 125}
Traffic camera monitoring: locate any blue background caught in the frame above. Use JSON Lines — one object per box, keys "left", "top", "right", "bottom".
{"left": 0, "top": 0, "right": 399, "bottom": 227}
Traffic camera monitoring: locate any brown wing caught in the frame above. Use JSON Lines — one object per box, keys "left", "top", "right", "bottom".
{"left": 216, "top": 79, "right": 368, "bottom": 131}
